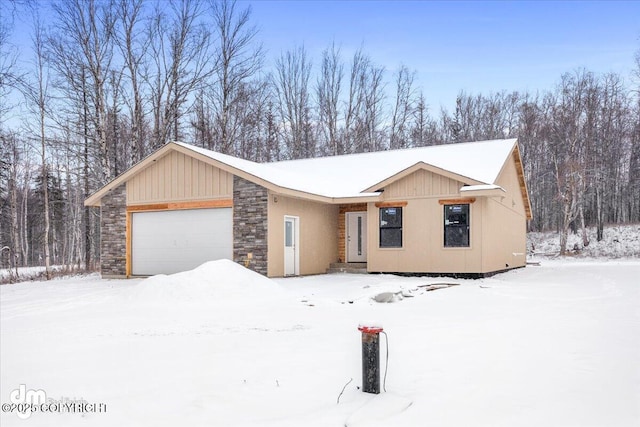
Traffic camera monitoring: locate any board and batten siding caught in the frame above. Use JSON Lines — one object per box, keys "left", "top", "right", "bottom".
{"left": 480, "top": 152, "right": 528, "bottom": 272}
{"left": 367, "top": 168, "right": 483, "bottom": 274}
{"left": 383, "top": 169, "right": 464, "bottom": 199}
{"left": 127, "top": 151, "right": 233, "bottom": 204}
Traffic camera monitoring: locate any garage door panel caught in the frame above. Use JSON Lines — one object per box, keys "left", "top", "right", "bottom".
{"left": 132, "top": 208, "right": 232, "bottom": 275}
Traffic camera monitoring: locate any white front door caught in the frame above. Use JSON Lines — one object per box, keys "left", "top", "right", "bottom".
{"left": 284, "top": 216, "right": 299, "bottom": 276}
{"left": 346, "top": 212, "right": 367, "bottom": 263}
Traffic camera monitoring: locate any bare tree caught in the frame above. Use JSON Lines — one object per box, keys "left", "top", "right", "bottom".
{"left": 0, "top": 22, "right": 16, "bottom": 121}
{"left": 147, "top": 0, "right": 215, "bottom": 147}
{"left": 479, "top": 92, "right": 507, "bottom": 139}
{"left": 274, "top": 45, "right": 314, "bottom": 159}
{"left": 0, "top": 0, "right": 24, "bottom": 123}
{"left": 390, "top": 65, "right": 416, "bottom": 149}
{"left": 49, "top": 0, "right": 117, "bottom": 183}
{"left": 208, "top": 0, "right": 262, "bottom": 154}
{"left": 261, "top": 91, "right": 281, "bottom": 162}
{"left": 628, "top": 47, "right": 640, "bottom": 223}
{"left": 19, "top": 150, "right": 32, "bottom": 266}
{"left": 547, "top": 71, "right": 593, "bottom": 254}
{"left": 115, "top": 0, "right": 149, "bottom": 164}
{"left": 410, "top": 91, "right": 441, "bottom": 146}
{"left": 343, "top": 48, "right": 367, "bottom": 153}
{"left": 0, "top": 7, "right": 18, "bottom": 266}
{"left": 361, "top": 63, "right": 386, "bottom": 152}
{"left": 47, "top": 0, "right": 118, "bottom": 271}
{"left": 23, "top": 12, "right": 52, "bottom": 278}
{"left": 517, "top": 93, "right": 554, "bottom": 232}
{"left": 590, "top": 73, "right": 628, "bottom": 240}
{"left": 446, "top": 91, "right": 514, "bottom": 143}
{"left": 343, "top": 48, "right": 386, "bottom": 153}
{"left": 0, "top": 132, "right": 22, "bottom": 273}
{"left": 106, "top": 68, "right": 125, "bottom": 175}
{"left": 192, "top": 90, "right": 215, "bottom": 149}
{"left": 81, "top": 65, "right": 92, "bottom": 270}
{"left": 316, "top": 42, "right": 343, "bottom": 155}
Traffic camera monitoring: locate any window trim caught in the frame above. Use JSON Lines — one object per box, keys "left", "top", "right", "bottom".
{"left": 378, "top": 205, "right": 404, "bottom": 249}
{"left": 437, "top": 197, "right": 476, "bottom": 206}
{"left": 443, "top": 203, "right": 471, "bottom": 248}
{"left": 375, "top": 201, "right": 408, "bottom": 208}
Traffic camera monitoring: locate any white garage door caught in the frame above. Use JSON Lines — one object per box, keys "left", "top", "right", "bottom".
{"left": 131, "top": 208, "right": 232, "bottom": 275}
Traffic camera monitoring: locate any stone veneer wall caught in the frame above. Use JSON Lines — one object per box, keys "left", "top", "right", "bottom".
{"left": 100, "top": 184, "right": 127, "bottom": 277}
{"left": 233, "top": 176, "right": 268, "bottom": 275}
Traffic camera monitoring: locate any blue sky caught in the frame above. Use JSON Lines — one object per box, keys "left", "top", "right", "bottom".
{"left": 242, "top": 0, "right": 640, "bottom": 112}
{"left": 4, "top": 1, "right": 639, "bottom": 118}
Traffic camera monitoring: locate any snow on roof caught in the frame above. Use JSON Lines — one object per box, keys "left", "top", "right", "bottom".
{"left": 460, "top": 184, "right": 505, "bottom": 192}
{"left": 175, "top": 138, "right": 517, "bottom": 199}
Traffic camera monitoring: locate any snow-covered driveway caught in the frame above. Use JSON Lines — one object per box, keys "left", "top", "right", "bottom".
{"left": 1, "top": 260, "right": 639, "bottom": 426}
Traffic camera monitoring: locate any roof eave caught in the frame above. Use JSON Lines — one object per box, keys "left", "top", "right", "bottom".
{"left": 85, "top": 142, "right": 381, "bottom": 207}
{"left": 84, "top": 142, "right": 178, "bottom": 207}
{"left": 459, "top": 186, "right": 506, "bottom": 197}
{"left": 512, "top": 143, "right": 533, "bottom": 220}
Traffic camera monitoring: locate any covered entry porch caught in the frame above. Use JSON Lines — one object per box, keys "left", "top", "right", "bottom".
{"left": 337, "top": 203, "right": 369, "bottom": 268}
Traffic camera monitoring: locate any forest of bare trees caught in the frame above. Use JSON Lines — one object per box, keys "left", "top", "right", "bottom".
{"left": 1, "top": 0, "right": 639, "bottom": 278}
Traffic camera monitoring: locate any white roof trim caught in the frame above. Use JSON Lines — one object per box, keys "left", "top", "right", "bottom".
{"left": 460, "top": 184, "right": 505, "bottom": 192}
{"left": 460, "top": 184, "right": 506, "bottom": 197}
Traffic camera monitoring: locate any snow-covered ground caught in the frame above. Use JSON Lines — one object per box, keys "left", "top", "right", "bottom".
{"left": 1, "top": 259, "right": 639, "bottom": 426}
{"left": 0, "top": 265, "right": 71, "bottom": 283}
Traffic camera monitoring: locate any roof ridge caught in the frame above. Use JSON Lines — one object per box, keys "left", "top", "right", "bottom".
{"left": 269, "top": 138, "right": 516, "bottom": 165}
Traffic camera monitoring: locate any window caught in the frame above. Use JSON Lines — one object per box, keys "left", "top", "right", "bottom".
{"left": 379, "top": 207, "right": 402, "bottom": 248}
{"left": 285, "top": 220, "right": 293, "bottom": 247}
{"left": 444, "top": 204, "right": 469, "bottom": 247}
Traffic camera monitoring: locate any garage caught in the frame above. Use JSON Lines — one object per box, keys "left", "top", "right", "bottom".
{"left": 131, "top": 208, "right": 232, "bottom": 275}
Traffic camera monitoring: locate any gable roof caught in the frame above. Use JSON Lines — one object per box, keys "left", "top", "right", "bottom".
{"left": 271, "top": 138, "right": 517, "bottom": 195}
{"left": 176, "top": 138, "right": 517, "bottom": 196}
{"left": 85, "top": 138, "right": 531, "bottom": 219}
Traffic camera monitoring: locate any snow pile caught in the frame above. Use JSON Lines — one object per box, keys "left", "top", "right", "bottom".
{"left": 129, "top": 259, "right": 283, "bottom": 304}
{"left": 528, "top": 224, "right": 640, "bottom": 258}
{"left": 372, "top": 284, "right": 460, "bottom": 303}
{"left": 373, "top": 291, "right": 405, "bottom": 303}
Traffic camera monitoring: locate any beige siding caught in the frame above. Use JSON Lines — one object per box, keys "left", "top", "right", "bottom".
{"left": 495, "top": 152, "right": 527, "bottom": 217}
{"left": 127, "top": 151, "right": 233, "bottom": 204}
{"left": 367, "top": 164, "right": 526, "bottom": 275}
{"left": 369, "top": 169, "right": 483, "bottom": 273}
{"left": 367, "top": 197, "right": 483, "bottom": 274}
{"left": 267, "top": 193, "right": 339, "bottom": 277}
{"left": 481, "top": 154, "right": 528, "bottom": 272}
{"left": 384, "top": 169, "right": 463, "bottom": 199}
{"left": 368, "top": 158, "right": 527, "bottom": 274}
